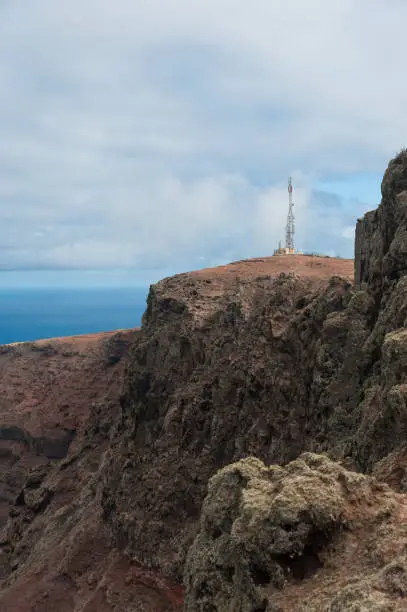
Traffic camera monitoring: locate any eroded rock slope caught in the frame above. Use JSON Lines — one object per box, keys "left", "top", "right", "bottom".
{"left": 0, "top": 331, "right": 137, "bottom": 526}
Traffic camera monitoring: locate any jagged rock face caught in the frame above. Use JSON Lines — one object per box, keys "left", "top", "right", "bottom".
{"left": 184, "top": 453, "right": 407, "bottom": 611}
{"left": 355, "top": 150, "right": 407, "bottom": 295}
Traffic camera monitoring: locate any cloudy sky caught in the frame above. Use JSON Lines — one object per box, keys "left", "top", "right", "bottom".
{"left": 0, "top": 0, "right": 405, "bottom": 287}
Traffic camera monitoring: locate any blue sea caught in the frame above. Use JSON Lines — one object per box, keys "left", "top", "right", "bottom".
{"left": 0, "top": 287, "right": 148, "bottom": 345}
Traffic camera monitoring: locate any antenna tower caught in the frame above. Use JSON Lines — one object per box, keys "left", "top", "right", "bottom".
{"left": 285, "top": 176, "right": 295, "bottom": 252}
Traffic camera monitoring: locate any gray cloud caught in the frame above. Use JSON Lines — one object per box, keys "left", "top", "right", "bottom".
{"left": 0, "top": 1, "right": 404, "bottom": 273}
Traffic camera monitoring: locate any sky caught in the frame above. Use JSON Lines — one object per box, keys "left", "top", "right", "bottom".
{"left": 0, "top": 0, "right": 405, "bottom": 288}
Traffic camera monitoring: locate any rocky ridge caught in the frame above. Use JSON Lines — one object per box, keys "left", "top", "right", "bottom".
{"left": 1, "top": 153, "right": 407, "bottom": 609}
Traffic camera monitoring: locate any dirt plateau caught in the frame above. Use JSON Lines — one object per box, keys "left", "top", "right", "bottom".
{"left": 2, "top": 154, "right": 407, "bottom": 610}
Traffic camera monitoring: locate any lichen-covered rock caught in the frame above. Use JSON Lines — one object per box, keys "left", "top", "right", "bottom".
{"left": 184, "top": 454, "right": 407, "bottom": 612}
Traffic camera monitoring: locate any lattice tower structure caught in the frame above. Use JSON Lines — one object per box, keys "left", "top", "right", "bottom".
{"left": 285, "top": 176, "right": 295, "bottom": 251}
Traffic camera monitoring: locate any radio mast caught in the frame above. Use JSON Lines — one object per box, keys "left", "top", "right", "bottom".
{"left": 285, "top": 176, "right": 295, "bottom": 252}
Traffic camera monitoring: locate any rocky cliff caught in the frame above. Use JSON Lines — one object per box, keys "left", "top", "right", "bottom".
{"left": 1, "top": 153, "right": 407, "bottom": 610}
{"left": 101, "top": 256, "right": 356, "bottom": 585}
{"left": 355, "top": 150, "right": 407, "bottom": 294}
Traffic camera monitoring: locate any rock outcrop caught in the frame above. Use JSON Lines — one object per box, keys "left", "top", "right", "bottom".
{"left": 184, "top": 453, "right": 407, "bottom": 611}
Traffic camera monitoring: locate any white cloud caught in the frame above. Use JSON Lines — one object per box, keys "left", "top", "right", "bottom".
{"left": 0, "top": 0, "right": 404, "bottom": 274}
{"left": 342, "top": 226, "right": 356, "bottom": 240}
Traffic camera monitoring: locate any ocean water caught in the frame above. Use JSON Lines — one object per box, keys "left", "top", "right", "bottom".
{"left": 0, "top": 287, "right": 148, "bottom": 345}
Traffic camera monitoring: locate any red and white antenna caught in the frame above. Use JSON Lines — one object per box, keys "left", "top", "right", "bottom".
{"left": 285, "top": 177, "right": 295, "bottom": 251}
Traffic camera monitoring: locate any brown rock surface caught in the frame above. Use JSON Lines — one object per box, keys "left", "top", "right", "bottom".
{"left": 0, "top": 330, "right": 137, "bottom": 526}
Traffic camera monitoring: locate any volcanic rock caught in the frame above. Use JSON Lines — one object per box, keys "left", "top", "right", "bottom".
{"left": 184, "top": 452, "right": 407, "bottom": 611}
